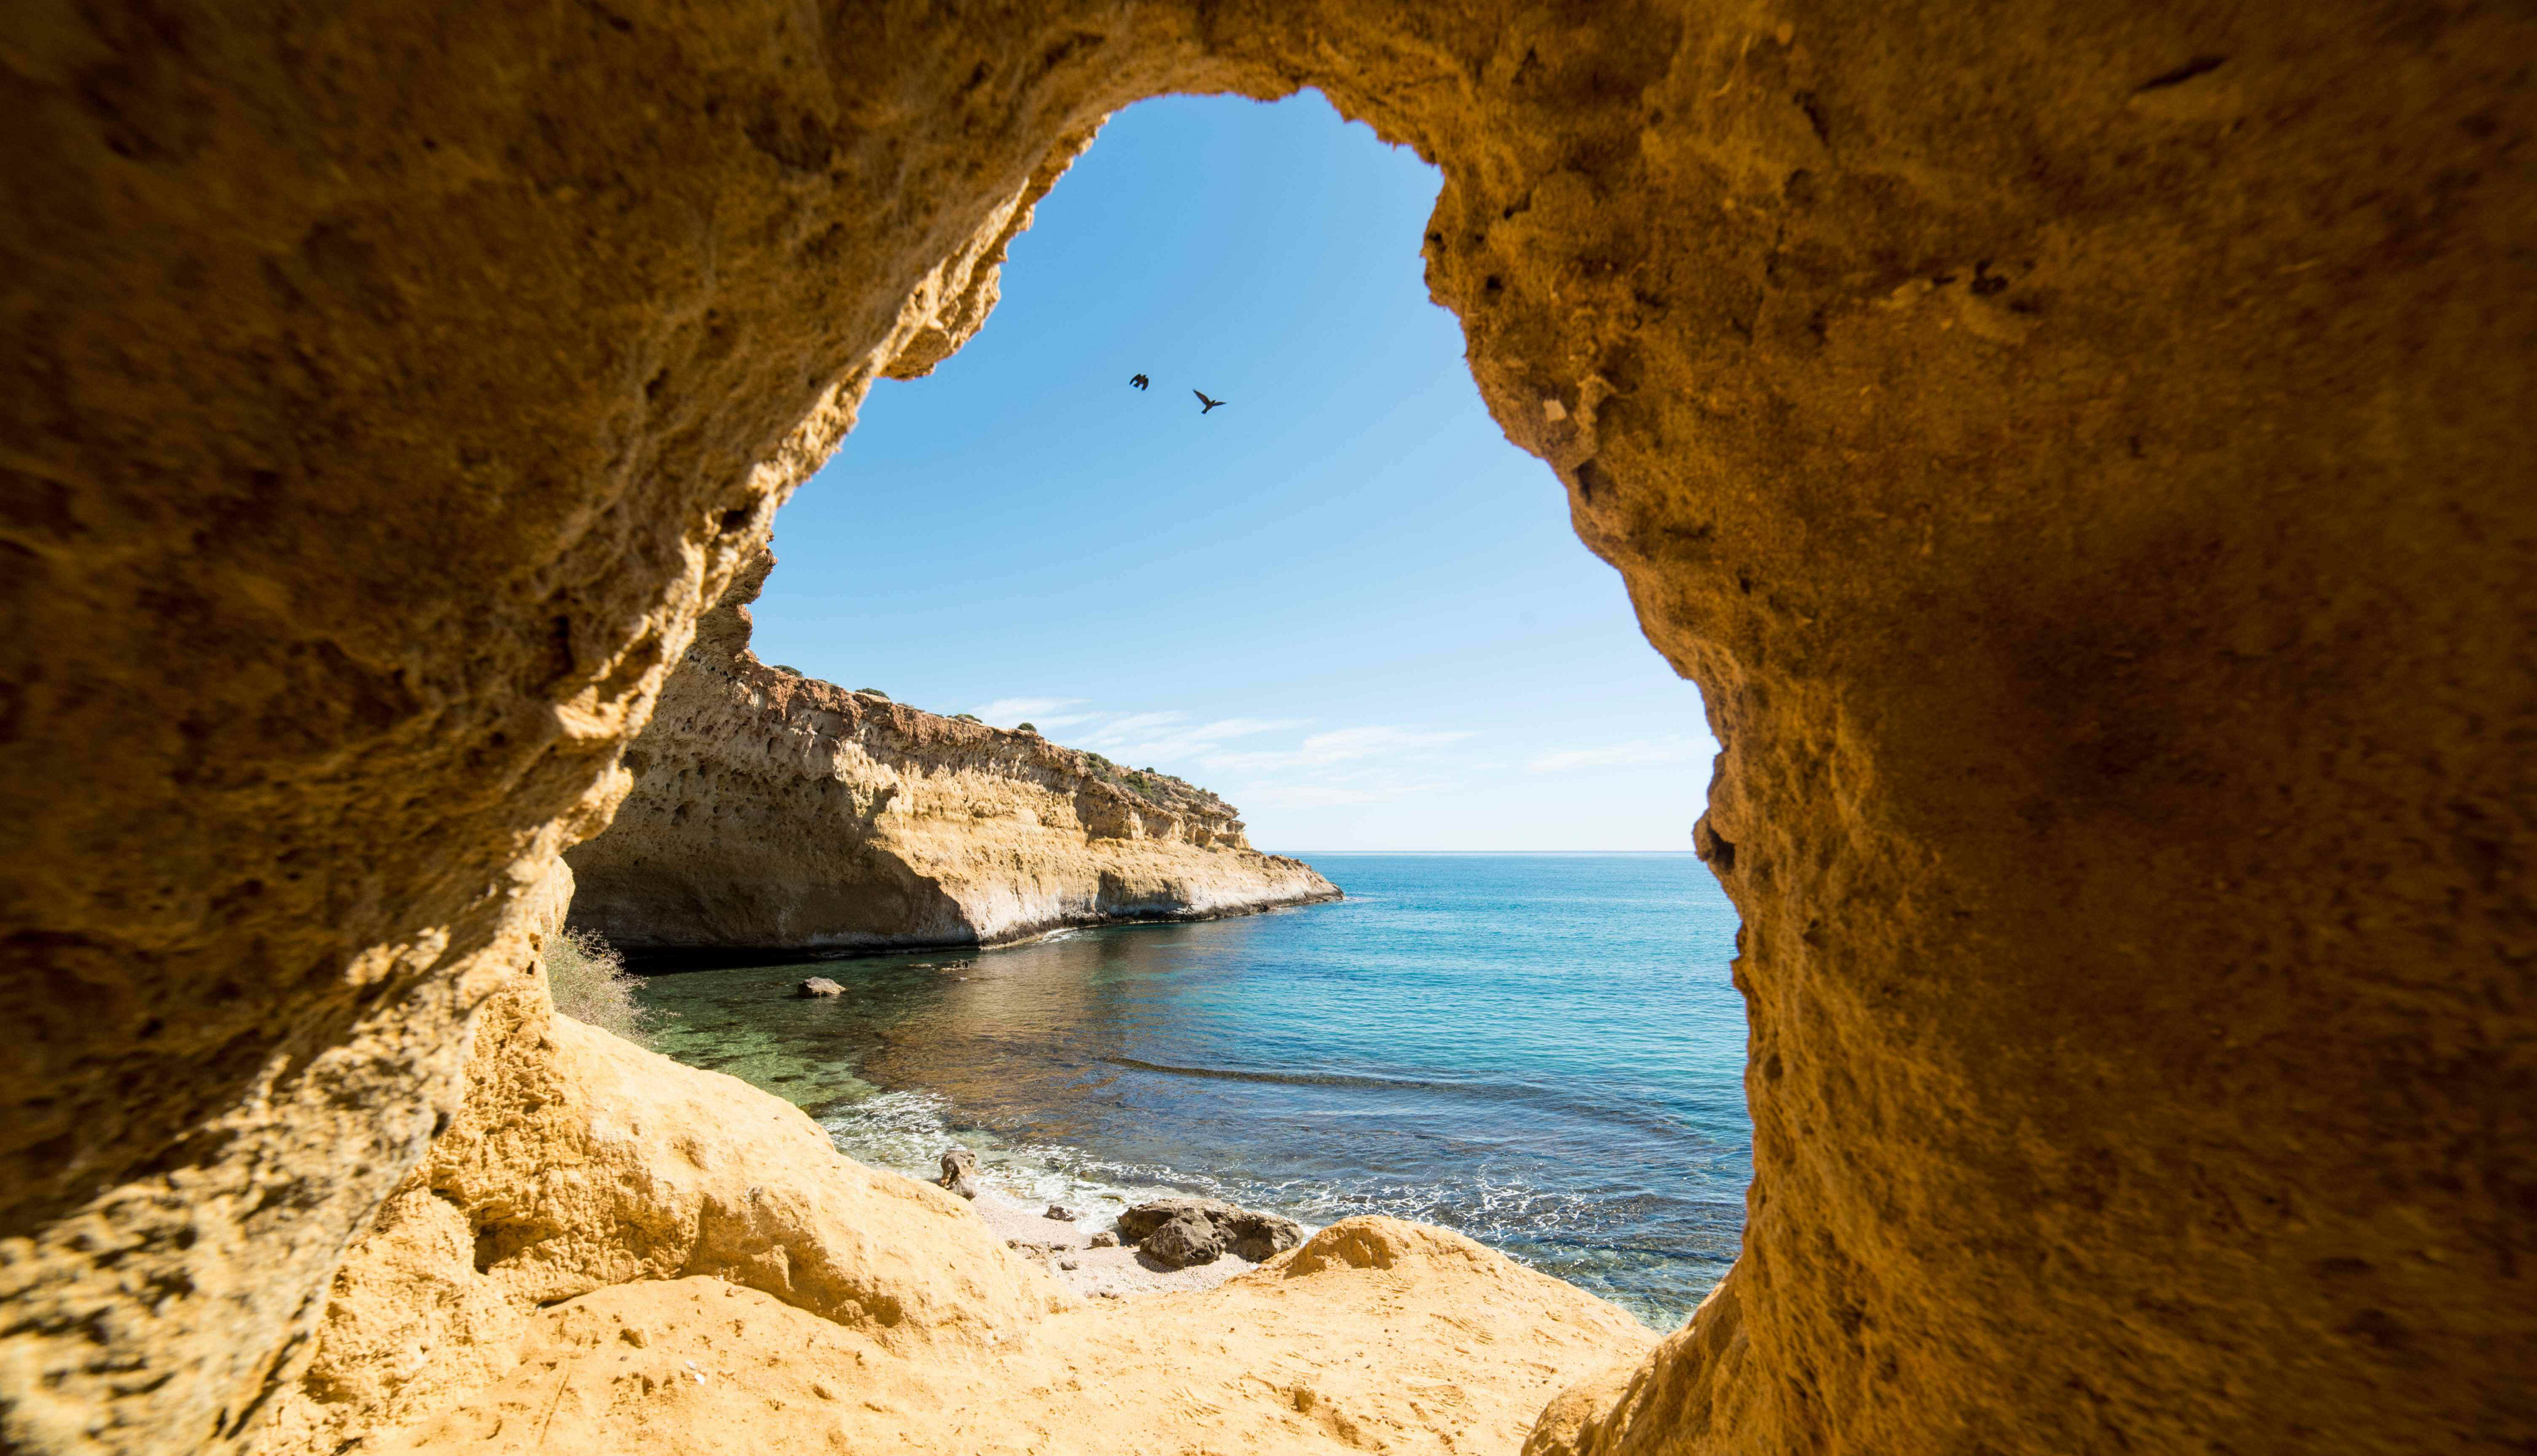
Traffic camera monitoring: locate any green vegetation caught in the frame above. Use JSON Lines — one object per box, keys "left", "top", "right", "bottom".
{"left": 952, "top": 712, "right": 982, "bottom": 723}
{"left": 769, "top": 663, "right": 804, "bottom": 675}
{"left": 856, "top": 688, "right": 891, "bottom": 700}
{"left": 1015, "top": 722, "right": 1038, "bottom": 734}
{"left": 545, "top": 927, "right": 652, "bottom": 1045}
{"left": 1063, "top": 748, "right": 1200, "bottom": 805}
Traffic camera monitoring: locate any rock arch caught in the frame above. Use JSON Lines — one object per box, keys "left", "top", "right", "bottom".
{"left": 3, "top": 1, "right": 2531, "bottom": 1452}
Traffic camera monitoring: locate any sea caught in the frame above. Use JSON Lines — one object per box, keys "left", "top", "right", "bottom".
{"left": 630, "top": 852, "right": 1749, "bottom": 1329}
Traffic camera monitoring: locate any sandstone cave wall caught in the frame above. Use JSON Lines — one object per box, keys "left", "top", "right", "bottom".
{"left": 562, "top": 547, "right": 1339, "bottom": 955}
{"left": 3, "top": 1, "right": 2532, "bottom": 1453}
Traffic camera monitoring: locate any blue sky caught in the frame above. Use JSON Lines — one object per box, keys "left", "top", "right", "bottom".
{"left": 753, "top": 92, "right": 1716, "bottom": 851}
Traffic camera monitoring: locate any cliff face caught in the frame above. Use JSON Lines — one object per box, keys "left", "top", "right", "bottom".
{"left": 564, "top": 553, "right": 1338, "bottom": 954}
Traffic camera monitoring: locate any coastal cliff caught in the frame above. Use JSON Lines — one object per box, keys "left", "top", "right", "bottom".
{"left": 564, "top": 551, "right": 1338, "bottom": 956}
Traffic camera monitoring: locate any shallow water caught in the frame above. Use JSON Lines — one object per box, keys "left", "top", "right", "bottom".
{"left": 631, "top": 852, "right": 1748, "bottom": 1328}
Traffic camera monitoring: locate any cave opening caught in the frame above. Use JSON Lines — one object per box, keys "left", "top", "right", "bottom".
{"left": 9, "top": 5, "right": 2524, "bottom": 1451}
{"left": 761, "top": 91, "right": 1716, "bottom": 857}
{"left": 597, "top": 90, "right": 1754, "bottom": 1328}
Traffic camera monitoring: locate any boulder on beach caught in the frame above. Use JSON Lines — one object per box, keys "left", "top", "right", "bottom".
{"left": 1046, "top": 1204, "right": 1077, "bottom": 1221}
{"left": 1116, "top": 1197, "right": 1304, "bottom": 1266}
{"left": 938, "top": 1147, "right": 983, "bottom": 1201}
{"left": 797, "top": 977, "right": 845, "bottom": 998}
{"left": 1143, "top": 1210, "right": 1223, "bottom": 1269}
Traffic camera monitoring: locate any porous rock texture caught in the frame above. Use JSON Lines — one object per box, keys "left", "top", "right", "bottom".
{"left": 563, "top": 549, "right": 1338, "bottom": 956}
{"left": 3, "top": 1, "right": 2532, "bottom": 1453}
{"left": 1118, "top": 1196, "right": 1309, "bottom": 1266}
{"left": 255, "top": 891, "right": 1643, "bottom": 1455}
{"left": 253, "top": 863, "right": 1073, "bottom": 1456}
{"left": 363, "top": 1217, "right": 1652, "bottom": 1456}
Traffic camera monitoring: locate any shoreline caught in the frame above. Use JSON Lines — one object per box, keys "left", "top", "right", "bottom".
{"left": 630, "top": 855, "right": 1746, "bottom": 1330}
{"left": 609, "top": 889, "right": 1347, "bottom": 971}
{"left": 961, "top": 1187, "right": 1271, "bottom": 1300}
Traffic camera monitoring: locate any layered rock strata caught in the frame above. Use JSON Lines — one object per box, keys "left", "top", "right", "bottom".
{"left": 564, "top": 551, "right": 1338, "bottom": 956}
{"left": 5, "top": 1, "right": 2533, "bottom": 1453}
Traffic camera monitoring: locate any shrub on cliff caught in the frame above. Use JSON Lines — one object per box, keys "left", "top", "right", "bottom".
{"left": 952, "top": 712, "right": 982, "bottom": 723}
{"left": 547, "top": 927, "right": 653, "bottom": 1045}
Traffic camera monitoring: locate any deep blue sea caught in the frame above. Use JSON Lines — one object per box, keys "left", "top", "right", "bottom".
{"left": 631, "top": 853, "right": 1749, "bottom": 1327}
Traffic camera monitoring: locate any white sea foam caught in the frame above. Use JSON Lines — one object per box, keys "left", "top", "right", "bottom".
{"left": 818, "top": 1092, "right": 1231, "bottom": 1232}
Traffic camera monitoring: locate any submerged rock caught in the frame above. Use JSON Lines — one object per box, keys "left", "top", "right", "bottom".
{"left": 796, "top": 977, "right": 845, "bottom": 998}
{"left": 1118, "top": 1197, "right": 1305, "bottom": 1266}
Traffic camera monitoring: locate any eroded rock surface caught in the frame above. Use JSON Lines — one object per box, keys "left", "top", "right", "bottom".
{"left": 1119, "top": 1197, "right": 1309, "bottom": 1267}
{"left": 564, "top": 551, "right": 1339, "bottom": 955}
{"left": 4, "top": 0, "right": 2532, "bottom": 1453}
{"left": 937, "top": 1148, "right": 984, "bottom": 1202}
{"left": 367, "top": 1218, "right": 1651, "bottom": 1456}
{"left": 258, "top": 932, "right": 1648, "bottom": 1455}
{"left": 256, "top": 878, "right": 1070, "bottom": 1456}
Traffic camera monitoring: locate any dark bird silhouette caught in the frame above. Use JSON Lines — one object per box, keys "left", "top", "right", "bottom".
{"left": 1130, "top": 374, "right": 1149, "bottom": 390}
{"left": 1194, "top": 390, "right": 1226, "bottom": 414}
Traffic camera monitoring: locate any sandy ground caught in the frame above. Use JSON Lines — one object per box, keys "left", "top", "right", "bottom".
{"left": 965, "top": 1189, "right": 1264, "bottom": 1299}
{"left": 380, "top": 1219, "right": 1659, "bottom": 1456}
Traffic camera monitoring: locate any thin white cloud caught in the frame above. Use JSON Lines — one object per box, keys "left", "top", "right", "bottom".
{"left": 1526, "top": 736, "right": 1704, "bottom": 774}
{"left": 1205, "top": 725, "right": 1474, "bottom": 772}
{"left": 1234, "top": 776, "right": 1454, "bottom": 808}
{"left": 973, "top": 696, "right": 1084, "bottom": 724}
{"left": 956, "top": 699, "right": 1483, "bottom": 813}
{"left": 976, "top": 702, "right": 1305, "bottom": 757}
{"left": 1079, "top": 714, "right": 1307, "bottom": 763}
{"left": 1079, "top": 710, "right": 1193, "bottom": 741}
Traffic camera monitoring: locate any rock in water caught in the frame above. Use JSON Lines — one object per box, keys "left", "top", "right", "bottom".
{"left": 1142, "top": 1210, "right": 1223, "bottom": 1269}
{"left": 1045, "top": 1203, "right": 1077, "bottom": 1221}
{"left": 1118, "top": 1197, "right": 1304, "bottom": 1264}
{"left": 796, "top": 977, "right": 845, "bottom": 998}
{"left": 938, "top": 1147, "right": 983, "bottom": 1201}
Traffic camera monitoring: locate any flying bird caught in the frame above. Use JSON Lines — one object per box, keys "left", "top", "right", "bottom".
{"left": 1130, "top": 373, "right": 1149, "bottom": 390}
{"left": 1194, "top": 390, "right": 1226, "bottom": 414}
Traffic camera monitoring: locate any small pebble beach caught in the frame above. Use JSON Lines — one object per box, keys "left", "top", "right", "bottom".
{"left": 966, "top": 1189, "right": 1264, "bottom": 1298}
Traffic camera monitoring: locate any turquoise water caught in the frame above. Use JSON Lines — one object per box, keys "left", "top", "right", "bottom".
{"left": 630, "top": 853, "right": 1748, "bottom": 1327}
